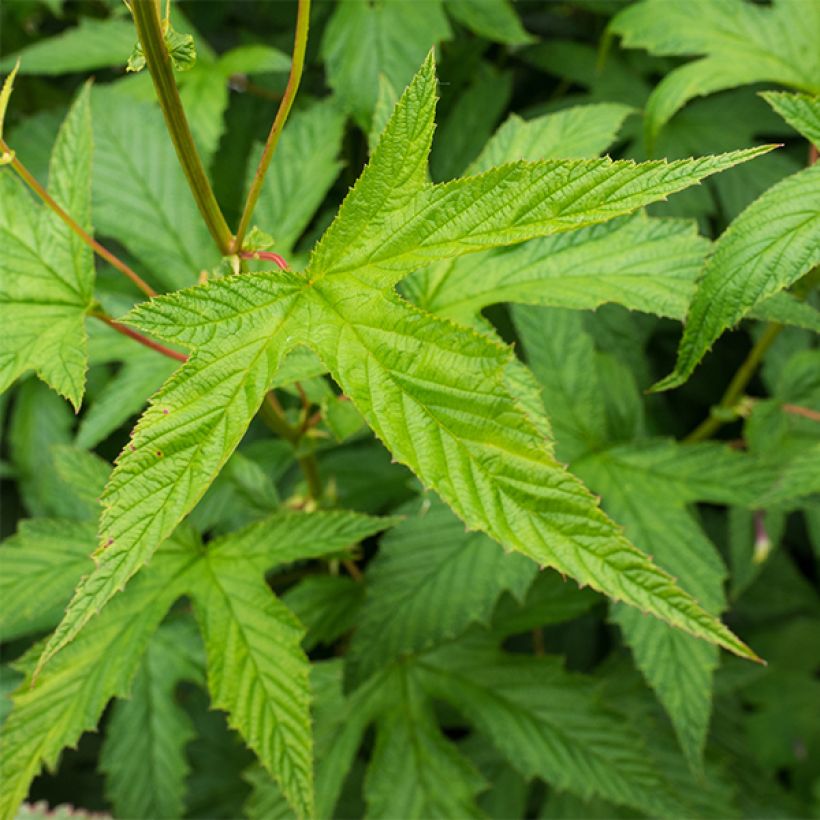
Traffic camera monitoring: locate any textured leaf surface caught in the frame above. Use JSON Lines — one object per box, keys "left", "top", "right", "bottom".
{"left": 610, "top": 0, "right": 820, "bottom": 143}
{"left": 190, "top": 540, "right": 313, "bottom": 818}
{"left": 655, "top": 164, "right": 820, "bottom": 390}
{"left": 365, "top": 665, "right": 486, "bottom": 819}
{"left": 321, "top": 0, "right": 450, "bottom": 126}
{"left": 417, "top": 639, "right": 679, "bottom": 815}
{"left": 0, "top": 85, "right": 94, "bottom": 408}
{"left": 91, "top": 89, "right": 217, "bottom": 291}
{"left": 762, "top": 91, "right": 820, "bottom": 149}
{"left": 100, "top": 618, "right": 204, "bottom": 820}
{"left": 0, "top": 538, "right": 196, "bottom": 819}
{"left": 38, "top": 274, "right": 306, "bottom": 671}
{"left": 0, "top": 519, "right": 95, "bottom": 641}
{"left": 347, "top": 496, "right": 536, "bottom": 684}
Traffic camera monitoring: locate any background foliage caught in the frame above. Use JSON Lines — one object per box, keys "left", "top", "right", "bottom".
{"left": 1, "top": 1, "right": 818, "bottom": 818}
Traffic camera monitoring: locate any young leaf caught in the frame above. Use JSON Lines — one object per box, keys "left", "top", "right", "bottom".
{"left": 0, "top": 84, "right": 94, "bottom": 408}
{"left": 100, "top": 617, "right": 204, "bottom": 820}
{"left": 654, "top": 163, "right": 820, "bottom": 391}
{"left": 0, "top": 536, "right": 198, "bottom": 818}
{"left": 762, "top": 91, "right": 820, "bottom": 149}
{"left": 347, "top": 496, "right": 536, "bottom": 684}
{"left": 610, "top": 0, "right": 820, "bottom": 144}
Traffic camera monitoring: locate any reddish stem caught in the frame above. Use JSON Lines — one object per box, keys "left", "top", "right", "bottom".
{"left": 93, "top": 313, "right": 188, "bottom": 362}
{"left": 239, "top": 250, "right": 289, "bottom": 270}
{"left": 782, "top": 403, "right": 820, "bottom": 422}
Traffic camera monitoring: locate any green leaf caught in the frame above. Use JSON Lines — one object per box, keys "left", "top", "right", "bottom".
{"left": 0, "top": 519, "right": 95, "bottom": 641}
{"left": 190, "top": 541, "right": 313, "bottom": 818}
{"left": 410, "top": 213, "right": 708, "bottom": 323}
{"left": 417, "top": 638, "right": 681, "bottom": 815}
{"left": 0, "top": 83, "right": 94, "bottom": 408}
{"left": 470, "top": 103, "right": 634, "bottom": 172}
{"left": 0, "top": 17, "right": 136, "bottom": 74}
{"left": 445, "top": 0, "right": 533, "bottom": 45}
{"left": 654, "top": 163, "right": 820, "bottom": 390}
{"left": 610, "top": 0, "right": 820, "bottom": 144}
{"left": 37, "top": 273, "right": 306, "bottom": 671}
{"left": 0, "top": 536, "right": 197, "bottom": 818}
{"left": 575, "top": 450, "right": 727, "bottom": 769}
{"left": 216, "top": 44, "right": 290, "bottom": 76}
{"left": 762, "top": 91, "right": 820, "bottom": 149}
{"left": 100, "top": 617, "right": 204, "bottom": 820}
{"left": 365, "top": 665, "right": 486, "bottom": 818}
{"left": 91, "top": 88, "right": 217, "bottom": 291}
{"left": 127, "top": 20, "right": 197, "bottom": 73}
{"left": 321, "top": 0, "right": 451, "bottom": 127}
{"left": 348, "top": 496, "right": 536, "bottom": 684}
{"left": 0, "top": 60, "right": 19, "bottom": 162}
{"left": 249, "top": 99, "right": 347, "bottom": 255}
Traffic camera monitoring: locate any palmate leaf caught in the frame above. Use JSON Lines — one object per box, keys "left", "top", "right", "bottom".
{"left": 0, "top": 535, "right": 198, "bottom": 819}
{"left": 654, "top": 162, "right": 820, "bottom": 391}
{"left": 0, "top": 84, "right": 94, "bottom": 409}
{"left": 99, "top": 617, "right": 204, "bottom": 820}
{"left": 610, "top": 0, "right": 820, "bottom": 145}
{"left": 40, "top": 53, "right": 767, "bottom": 677}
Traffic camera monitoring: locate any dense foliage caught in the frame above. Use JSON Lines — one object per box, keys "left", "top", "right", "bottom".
{"left": 0, "top": 1, "right": 818, "bottom": 818}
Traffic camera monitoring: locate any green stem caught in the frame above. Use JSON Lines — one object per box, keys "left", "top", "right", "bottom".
{"left": 685, "top": 323, "right": 783, "bottom": 443}
{"left": 3, "top": 139, "right": 157, "bottom": 298}
{"left": 232, "top": 0, "right": 310, "bottom": 252}
{"left": 130, "top": 0, "right": 233, "bottom": 256}
{"left": 260, "top": 393, "right": 324, "bottom": 502}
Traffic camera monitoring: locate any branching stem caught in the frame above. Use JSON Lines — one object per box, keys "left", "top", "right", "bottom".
{"left": 130, "top": 0, "right": 233, "bottom": 255}
{"left": 2, "top": 140, "right": 157, "bottom": 298}
{"left": 232, "top": 0, "right": 310, "bottom": 251}
{"left": 685, "top": 323, "right": 783, "bottom": 443}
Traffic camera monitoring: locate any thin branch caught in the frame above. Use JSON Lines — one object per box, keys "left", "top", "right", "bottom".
{"left": 130, "top": 0, "right": 233, "bottom": 256}
{"left": 232, "top": 0, "right": 311, "bottom": 251}
{"left": 782, "top": 403, "right": 820, "bottom": 422}
{"left": 2, "top": 139, "right": 157, "bottom": 298}
{"left": 91, "top": 311, "right": 188, "bottom": 362}
{"left": 685, "top": 323, "right": 783, "bottom": 443}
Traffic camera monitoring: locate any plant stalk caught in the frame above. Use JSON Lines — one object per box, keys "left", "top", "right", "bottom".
{"left": 2, "top": 140, "right": 157, "bottom": 298}
{"left": 232, "top": 0, "right": 311, "bottom": 252}
{"left": 91, "top": 311, "right": 188, "bottom": 361}
{"left": 130, "top": 0, "right": 233, "bottom": 256}
{"left": 685, "top": 323, "right": 783, "bottom": 443}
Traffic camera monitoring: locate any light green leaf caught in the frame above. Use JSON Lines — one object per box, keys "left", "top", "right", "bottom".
{"left": 762, "top": 91, "right": 820, "bottom": 149}
{"left": 190, "top": 543, "right": 313, "bottom": 818}
{"left": 244, "top": 764, "right": 295, "bottom": 820}
{"left": 610, "top": 0, "right": 820, "bottom": 144}
{"left": 0, "top": 519, "right": 95, "bottom": 641}
{"left": 365, "top": 665, "right": 486, "bottom": 819}
{"left": 91, "top": 88, "right": 217, "bottom": 291}
{"left": 417, "top": 639, "right": 680, "bottom": 816}
{"left": 347, "top": 496, "right": 536, "bottom": 684}
{"left": 0, "top": 84, "right": 94, "bottom": 408}
{"left": 321, "top": 0, "right": 451, "bottom": 126}
{"left": 100, "top": 617, "right": 204, "bottom": 820}
{"left": 410, "top": 213, "right": 708, "bottom": 323}
{"left": 654, "top": 163, "right": 820, "bottom": 390}
{"left": 445, "top": 0, "right": 533, "bottom": 45}
{"left": 217, "top": 44, "right": 290, "bottom": 76}
{"left": 249, "top": 100, "right": 347, "bottom": 255}
{"left": 0, "top": 536, "right": 197, "bottom": 819}
{"left": 0, "top": 17, "right": 136, "bottom": 74}
{"left": 37, "top": 273, "right": 306, "bottom": 672}
{"left": 470, "top": 103, "right": 634, "bottom": 172}
{"left": 127, "top": 20, "right": 196, "bottom": 73}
